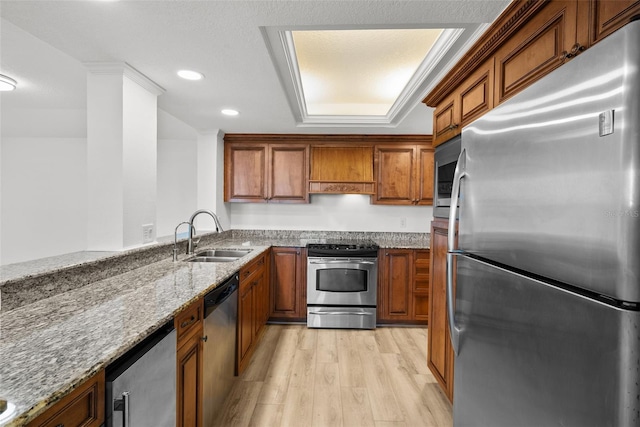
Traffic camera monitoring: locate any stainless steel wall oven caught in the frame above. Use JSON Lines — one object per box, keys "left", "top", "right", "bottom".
{"left": 306, "top": 241, "right": 379, "bottom": 329}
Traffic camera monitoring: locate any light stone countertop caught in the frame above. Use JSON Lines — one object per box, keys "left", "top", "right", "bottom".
{"left": 0, "top": 230, "right": 429, "bottom": 426}
{"left": 0, "top": 243, "right": 269, "bottom": 427}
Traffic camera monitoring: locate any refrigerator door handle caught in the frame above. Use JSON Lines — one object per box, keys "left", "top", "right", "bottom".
{"left": 446, "top": 148, "right": 467, "bottom": 355}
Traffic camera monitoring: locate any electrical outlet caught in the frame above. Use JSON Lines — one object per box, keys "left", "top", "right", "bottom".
{"left": 142, "top": 224, "right": 154, "bottom": 244}
{"left": 400, "top": 217, "right": 407, "bottom": 228}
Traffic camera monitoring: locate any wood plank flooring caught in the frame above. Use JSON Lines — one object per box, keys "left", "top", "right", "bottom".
{"left": 213, "top": 325, "right": 452, "bottom": 427}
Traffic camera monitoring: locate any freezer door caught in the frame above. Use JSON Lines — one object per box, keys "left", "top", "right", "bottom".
{"left": 458, "top": 20, "right": 640, "bottom": 302}
{"left": 453, "top": 255, "right": 640, "bottom": 427}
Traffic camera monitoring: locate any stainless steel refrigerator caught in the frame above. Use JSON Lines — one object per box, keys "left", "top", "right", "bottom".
{"left": 447, "top": 20, "right": 640, "bottom": 427}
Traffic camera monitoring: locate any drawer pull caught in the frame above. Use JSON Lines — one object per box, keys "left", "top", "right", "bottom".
{"left": 180, "top": 315, "right": 196, "bottom": 329}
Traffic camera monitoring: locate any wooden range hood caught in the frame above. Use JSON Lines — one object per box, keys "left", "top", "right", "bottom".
{"left": 309, "top": 145, "right": 375, "bottom": 194}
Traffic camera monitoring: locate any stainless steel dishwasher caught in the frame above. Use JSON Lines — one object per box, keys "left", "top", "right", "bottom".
{"left": 105, "top": 320, "right": 176, "bottom": 427}
{"left": 203, "top": 273, "right": 239, "bottom": 427}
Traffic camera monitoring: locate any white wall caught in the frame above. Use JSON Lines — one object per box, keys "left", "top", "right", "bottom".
{"left": 230, "top": 194, "right": 432, "bottom": 233}
{"left": 1, "top": 135, "right": 87, "bottom": 264}
{"left": 156, "top": 110, "right": 198, "bottom": 238}
{"left": 122, "top": 76, "right": 159, "bottom": 248}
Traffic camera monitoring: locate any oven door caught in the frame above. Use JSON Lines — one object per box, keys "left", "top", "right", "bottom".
{"left": 307, "top": 257, "right": 377, "bottom": 307}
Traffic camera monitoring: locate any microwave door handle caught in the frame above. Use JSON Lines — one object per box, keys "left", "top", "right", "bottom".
{"left": 446, "top": 148, "right": 466, "bottom": 356}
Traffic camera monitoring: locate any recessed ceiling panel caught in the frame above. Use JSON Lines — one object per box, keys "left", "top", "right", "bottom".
{"left": 292, "top": 29, "right": 443, "bottom": 116}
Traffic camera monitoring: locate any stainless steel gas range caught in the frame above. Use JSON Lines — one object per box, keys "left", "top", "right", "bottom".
{"left": 306, "top": 241, "right": 379, "bottom": 329}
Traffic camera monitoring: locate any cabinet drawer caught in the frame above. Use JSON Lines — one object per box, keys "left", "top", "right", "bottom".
{"left": 175, "top": 299, "right": 203, "bottom": 344}
{"left": 27, "top": 370, "right": 105, "bottom": 427}
{"left": 240, "top": 254, "right": 266, "bottom": 287}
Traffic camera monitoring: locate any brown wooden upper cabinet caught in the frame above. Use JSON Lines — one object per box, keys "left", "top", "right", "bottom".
{"left": 309, "top": 145, "right": 375, "bottom": 194}
{"left": 433, "top": 59, "right": 495, "bottom": 146}
{"left": 224, "top": 136, "right": 310, "bottom": 203}
{"left": 425, "top": 0, "right": 640, "bottom": 147}
{"left": 373, "top": 142, "right": 434, "bottom": 205}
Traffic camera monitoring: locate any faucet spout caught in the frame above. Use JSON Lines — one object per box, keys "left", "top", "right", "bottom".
{"left": 187, "top": 209, "right": 223, "bottom": 255}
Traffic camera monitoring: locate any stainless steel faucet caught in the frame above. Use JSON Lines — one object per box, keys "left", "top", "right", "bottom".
{"left": 187, "top": 209, "right": 223, "bottom": 254}
{"left": 173, "top": 221, "right": 195, "bottom": 261}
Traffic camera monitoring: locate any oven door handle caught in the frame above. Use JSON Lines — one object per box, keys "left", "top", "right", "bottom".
{"left": 308, "top": 311, "right": 374, "bottom": 316}
{"left": 308, "top": 260, "right": 376, "bottom": 265}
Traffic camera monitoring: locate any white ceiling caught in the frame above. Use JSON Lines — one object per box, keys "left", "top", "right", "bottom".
{"left": 0, "top": 0, "right": 510, "bottom": 135}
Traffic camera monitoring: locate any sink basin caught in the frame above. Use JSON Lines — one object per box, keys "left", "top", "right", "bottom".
{"left": 186, "top": 256, "right": 238, "bottom": 263}
{"left": 195, "top": 249, "right": 252, "bottom": 258}
{"left": 184, "top": 249, "right": 252, "bottom": 263}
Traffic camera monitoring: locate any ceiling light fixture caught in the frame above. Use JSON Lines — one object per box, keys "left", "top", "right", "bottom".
{"left": 0, "top": 74, "right": 17, "bottom": 91}
{"left": 177, "top": 70, "right": 204, "bottom": 81}
{"left": 221, "top": 109, "right": 239, "bottom": 116}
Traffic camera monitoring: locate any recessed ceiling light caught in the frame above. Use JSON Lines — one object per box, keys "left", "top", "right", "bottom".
{"left": 221, "top": 109, "right": 239, "bottom": 116}
{"left": 177, "top": 70, "right": 204, "bottom": 81}
{"left": 0, "top": 74, "right": 17, "bottom": 91}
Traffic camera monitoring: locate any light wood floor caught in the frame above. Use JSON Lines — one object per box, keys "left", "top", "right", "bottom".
{"left": 214, "top": 325, "right": 453, "bottom": 427}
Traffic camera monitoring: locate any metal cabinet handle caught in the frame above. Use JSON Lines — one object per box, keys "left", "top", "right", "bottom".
{"left": 202, "top": 335, "right": 208, "bottom": 342}
{"left": 446, "top": 148, "right": 466, "bottom": 356}
{"left": 114, "top": 391, "right": 130, "bottom": 427}
{"left": 180, "top": 315, "right": 196, "bottom": 329}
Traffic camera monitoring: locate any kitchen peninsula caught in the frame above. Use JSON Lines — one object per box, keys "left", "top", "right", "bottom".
{"left": 0, "top": 229, "right": 428, "bottom": 426}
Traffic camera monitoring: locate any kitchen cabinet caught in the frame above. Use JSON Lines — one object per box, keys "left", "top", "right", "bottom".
{"left": 176, "top": 298, "right": 204, "bottom": 427}
{"left": 427, "top": 218, "right": 455, "bottom": 403}
{"left": 224, "top": 137, "right": 309, "bottom": 203}
{"left": 373, "top": 142, "right": 434, "bottom": 205}
{"left": 309, "top": 145, "right": 375, "bottom": 194}
{"left": 413, "top": 249, "right": 431, "bottom": 322}
{"left": 432, "top": 58, "right": 495, "bottom": 147}
{"left": 26, "top": 370, "right": 105, "bottom": 427}
{"left": 237, "top": 252, "right": 268, "bottom": 375}
{"left": 270, "top": 247, "right": 306, "bottom": 321}
{"left": 589, "top": 0, "right": 640, "bottom": 44}
{"left": 494, "top": 1, "right": 584, "bottom": 104}
{"left": 425, "top": 0, "right": 640, "bottom": 140}
{"left": 378, "top": 248, "right": 430, "bottom": 324}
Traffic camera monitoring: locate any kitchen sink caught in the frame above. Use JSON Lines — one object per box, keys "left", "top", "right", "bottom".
{"left": 185, "top": 249, "right": 252, "bottom": 263}
{"left": 195, "top": 249, "right": 252, "bottom": 258}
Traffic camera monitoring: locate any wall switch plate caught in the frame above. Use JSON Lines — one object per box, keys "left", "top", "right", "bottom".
{"left": 400, "top": 217, "right": 407, "bottom": 228}
{"left": 142, "top": 224, "right": 154, "bottom": 244}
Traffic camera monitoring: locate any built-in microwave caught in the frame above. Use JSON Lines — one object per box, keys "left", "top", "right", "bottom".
{"left": 433, "top": 135, "right": 461, "bottom": 218}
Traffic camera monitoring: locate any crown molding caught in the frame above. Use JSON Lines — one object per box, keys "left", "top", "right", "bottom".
{"left": 83, "top": 61, "right": 165, "bottom": 96}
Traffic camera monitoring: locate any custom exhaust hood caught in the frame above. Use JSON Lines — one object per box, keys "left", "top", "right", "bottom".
{"left": 309, "top": 145, "right": 375, "bottom": 194}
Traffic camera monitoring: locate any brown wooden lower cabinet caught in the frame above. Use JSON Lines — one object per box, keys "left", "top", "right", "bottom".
{"left": 270, "top": 247, "right": 306, "bottom": 321}
{"left": 27, "top": 370, "right": 105, "bottom": 427}
{"left": 378, "top": 248, "right": 430, "bottom": 324}
{"left": 176, "top": 298, "right": 204, "bottom": 427}
{"left": 428, "top": 218, "right": 455, "bottom": 402}
{"left": 237, "top": 252, "right": 269, "bottom": 375}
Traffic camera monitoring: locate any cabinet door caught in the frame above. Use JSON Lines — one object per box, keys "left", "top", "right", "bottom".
{"left": 379, "top": 249, "right": 413, "bottom": 321}
{"left": 177, "top": 329, "right": 203, "bottom": 427}
{"left": 373, "top": 145, "right": 415, "bottom": 205}
{"left": 494, "top": 1, "right": 580, "bottom": 104}
{"left": 224, "top": 143, "right": 267, "bottom": 202}
{"left": 238, "top": 283, "right": 254, "bottom": 362}
{"left": 27, "top": 371, "right": 105, "bottom": 427}
{"left": 428, "top": 219, "right": 454, "bottom": 402}
{"left": 589, "top": 0, "right": 640, "bottom": 44}
{"left": 459, "top": 59, "right": 494, "bottom": 127}
{"left": 433, "top": 92, "right": 460, "bottom": 147}
{"left": 268, "top": 144, "right": 309, "bottom": 203}
{"left": 270, "top": 247, "right": 305, "bottom": 319}
{"left": 413, "top": 249, "right": 430, "bottom": 323}
{"left": 414, "top": 145, "right": 434, "bottom": 205}
{"left": 252, "top": 275, "right": 267, "bottom": 337}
